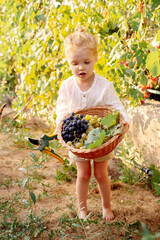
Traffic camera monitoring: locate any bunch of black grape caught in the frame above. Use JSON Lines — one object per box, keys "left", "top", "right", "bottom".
{"left": 62, "top": 112, "right": 89, "bottom": 143}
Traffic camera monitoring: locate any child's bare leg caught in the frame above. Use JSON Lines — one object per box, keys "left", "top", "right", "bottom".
{"left": 94, "top": 161, "right": 114, "bottom": 221}
{"left": 76, "top": 161, "right": 91, "bottom": 219}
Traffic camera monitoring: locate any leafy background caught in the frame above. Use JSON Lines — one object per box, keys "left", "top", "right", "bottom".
{"left": 0, "top": 0, "right": 160, "bottom": 127}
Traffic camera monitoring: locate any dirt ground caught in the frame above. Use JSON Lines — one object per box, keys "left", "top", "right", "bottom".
{"left": 0, "top": 100, "right": 160, "bottom": 239}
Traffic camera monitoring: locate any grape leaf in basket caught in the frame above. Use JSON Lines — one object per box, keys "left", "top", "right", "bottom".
{"left": 84, "top": 128, "right": 106, "bottom": 149}
{"left": 101, "top": 111, "right": 119, "bottom": 129}
{"left": 105, "top": 124, "right": 122, "bottom": 137}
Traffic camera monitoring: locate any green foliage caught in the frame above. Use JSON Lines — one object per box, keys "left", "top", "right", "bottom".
{"left": 100, "top": 111, "right": 119, "bottom": 128}
{"left": 0, "top": 201, "right": 46, "bottom": 240}
{"left": 118, "top": 159, "right": 142, "bottom": 185}
{"left": 55, "top": 159, "right": 77, "bottom": 182}
{"left": 116, "top": 136, "right": 160, "bottom": 196}
{"left": 84, "top": 111, "right": 121, "bottom": 149}
{"left": 1, "top": 126, "right": 160, "bottom": 239}
{"left": 116, "top": 136, "right": 149, "bottom": 185}
{"left": 1, "top": 0, "right": 160, "bottom": 125}
{"left": 56, "top": 211, "right": 103, "bottom": 239}
{"left": 137, "top": 223, "right": 160, "bottom": 240}
{"left": 84, "top": 128, "right": 106, "bottom": 149}
{"left": 150, "top": 165, "right": 160, "bottom": 195}
{"left": 56, "top": 210, "right": 156, "bottom": 240}
{"left": 105, "top": 123, "right": 122, "bottom": 137}
{"left": 146, "top": 51, "right": 160, "bottom": 77}
{"left": 30, "top": 191, "right": 36, "bottom": 204}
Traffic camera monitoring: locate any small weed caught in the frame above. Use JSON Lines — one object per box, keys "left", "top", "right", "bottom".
{"left": 125, "top": 221, "right": 141, "bottom": 239}
{"left": 0, "top": 208, "right": 47, "bottom": 240}
{"left": 0, "top": 199, "right": 55, "bottom": 239}
{"left": 55, "top": 210, "right": 145, "bottom": 240}
{"left": 55, "top": 159, "right": 77, "bottom": 182}
{"left": 48, "top": 229, "right": 55, "bottom": 240}
{"left": 0, "top": 176, "right": 13, "bottom": 188}
{"left": 116, "top": 136, "right": 160, "bottom": 195}
{"left": 136, "top": 223, "right": 160, "bottom": 240}
{"left": 116, "top": 136, "right": 149, "bottom": 185}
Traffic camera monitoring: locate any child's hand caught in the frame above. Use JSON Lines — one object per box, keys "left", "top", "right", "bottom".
{"left": 121, "top": 121, "right": 129, "bottom": 131}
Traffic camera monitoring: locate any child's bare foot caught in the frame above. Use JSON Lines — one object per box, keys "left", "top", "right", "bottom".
{"left": 78, "top": 210, "right": 87, "bottom": 219}
{"left": 103, "top": 208, "right": 114, "bottom": 221}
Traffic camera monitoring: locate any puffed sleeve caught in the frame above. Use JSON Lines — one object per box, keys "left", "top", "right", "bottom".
{"left": 56, "top": 82, "right": 69, "bottom": 128}
{"left": 104, "top": 82, "right": 130, "bottom": 124}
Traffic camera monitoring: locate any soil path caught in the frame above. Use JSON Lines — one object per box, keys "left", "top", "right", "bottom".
{"left": 0, "top": 130, "right": 160, "bottom": 239}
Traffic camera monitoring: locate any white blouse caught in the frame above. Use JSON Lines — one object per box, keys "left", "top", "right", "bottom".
{"left": 56, "top": 73, "right": 130, "bottom": 126}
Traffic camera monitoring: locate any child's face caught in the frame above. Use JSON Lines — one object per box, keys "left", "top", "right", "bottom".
{"left": 66, "top": 47, "right": 97, "bottom": 83}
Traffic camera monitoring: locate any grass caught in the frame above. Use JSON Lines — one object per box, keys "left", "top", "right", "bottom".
{"left": 0, "top": 198, "right": 159, "bottom": 240}
{"left": 0, "top": 200, "right": 47, "bottom": 240}
{"left": 0, "top": 125, "right": 160, "bottom": 239}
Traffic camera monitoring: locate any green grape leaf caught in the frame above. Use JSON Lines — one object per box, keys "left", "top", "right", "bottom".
{"left": 30, "top": 191, "right": 36, "bottom": 204}
{"left": 156, "top": 29, "right": 160, "bottom": 41}
{"left": 140, "top": 72, "right": 148, "bottom": 85}
{"left": 130, "top": 87, "right": 144, "bottom": 100}
{"left": 84, "top": 128, "right": 106, "bottom": 149}
{"left": 131, "top": 20, "right": 140, "bottom": 32}
{"left": 35, "top": 14, "right": 45, "bottom": 22}
{"left": 151, "top": 0, "right": 160, "bottom": 10}
{"left": 139, "top": 41, "right": 148, "bottom": 49}
{"left": 106, "top": 124, "right": 122, "bottom": 137}
{"left": 125, "top": 68, "right": 135, "bottom": 77}
{"left": 151, "top": 169, "right": 160, "bottom": 195}
{"left": 100, "top": 111, "right": 119, "bottom": 129}
{"left": 146, "top": 51, "right": 160, "bottom": 77}
{"left": 153, "top": 183, "right": 160, "bottom": 196}
{"left": 135, "top": 50, "right": 146, "bottom": 66}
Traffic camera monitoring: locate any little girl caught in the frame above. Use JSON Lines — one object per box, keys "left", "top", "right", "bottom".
{"left": 56, "top": 26, "right": 130, "bottom": 221}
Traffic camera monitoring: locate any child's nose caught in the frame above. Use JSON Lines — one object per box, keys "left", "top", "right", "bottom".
{"left": 79, "top": 64, "right": 85, "bottom": 70}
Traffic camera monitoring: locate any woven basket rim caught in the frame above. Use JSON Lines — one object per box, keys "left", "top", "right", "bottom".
{"left": 57, "top": 105, "right": 126, "bottom": 155}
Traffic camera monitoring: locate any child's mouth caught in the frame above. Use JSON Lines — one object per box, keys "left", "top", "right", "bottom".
{"left": 79, "top": 72, "right": 86, "bottom": 77}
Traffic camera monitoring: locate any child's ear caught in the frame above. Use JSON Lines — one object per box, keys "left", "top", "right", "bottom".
{"left": 95, "top": 55, "right": 98, "bottom": 63}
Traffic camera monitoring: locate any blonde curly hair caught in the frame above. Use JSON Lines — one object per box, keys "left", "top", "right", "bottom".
{"left": 64, "top": 26, "right": 97, "bottom": 57}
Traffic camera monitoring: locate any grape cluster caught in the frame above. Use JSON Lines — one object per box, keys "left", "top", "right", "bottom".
{"left": 62, "top": 113, "right": 89, "bottom": 143}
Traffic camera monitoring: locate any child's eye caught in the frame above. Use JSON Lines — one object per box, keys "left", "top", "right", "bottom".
{"left": 72, "top": 62, "right": 78, "bottom": 66}
{"left": 84, "top": 61, "right": 90, "bottom": 64}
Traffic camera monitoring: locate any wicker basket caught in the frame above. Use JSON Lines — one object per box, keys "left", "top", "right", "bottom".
{"left": 57, "top": 105, "right": 128, "bottom": 159}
